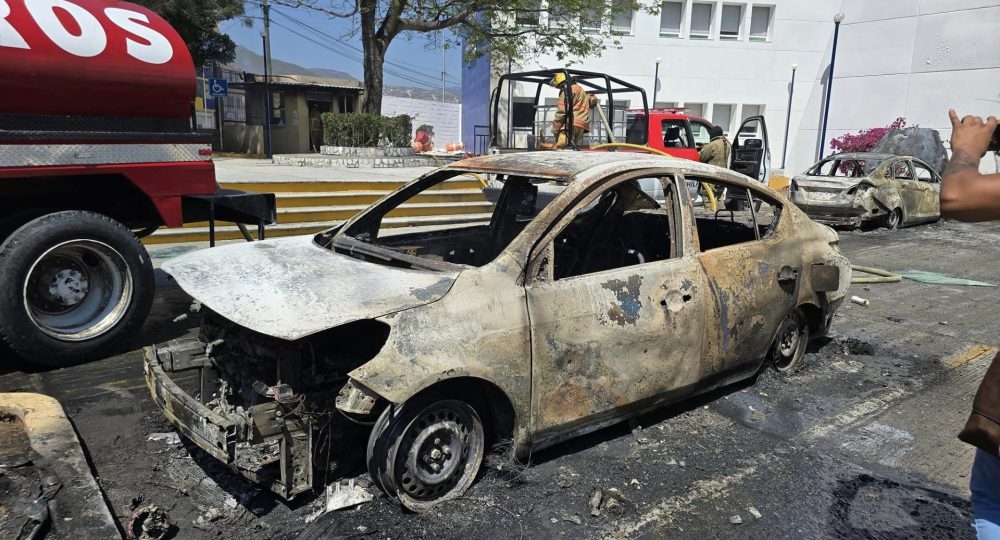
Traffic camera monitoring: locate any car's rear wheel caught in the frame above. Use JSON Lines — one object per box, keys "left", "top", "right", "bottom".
{"left": 367, "top": 397, "right": 485, "bottom": 512}
{"left": 770, "top": 308, "right": 809, "bottom": 373}
{"left": 884, "top": 208, "right": 903, "bottom": 230}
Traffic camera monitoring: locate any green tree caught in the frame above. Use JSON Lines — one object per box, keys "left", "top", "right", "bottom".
{"left": 132, "top": 0, "right": 247, "bottom": 67}
{"left": 272, "top": 0, "right": 652, "bottom": 114}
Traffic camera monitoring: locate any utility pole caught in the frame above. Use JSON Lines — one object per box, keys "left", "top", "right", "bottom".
{"left": 262, "top": 0, "right": 273, "bottom": 159}
{"left": 440, "top": 31, "right": 446, "bottom": 102}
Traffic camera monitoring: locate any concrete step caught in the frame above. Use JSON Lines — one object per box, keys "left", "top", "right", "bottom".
{"left": 179, "top": 201, "right": 495, "bottom": 227}
{"left": 273, "top": 189, "right": 487, "bottom": 208}
{"left": 146, "top": 213, "right": 493, "bottom": 244}
{"left": 219, "top": 177, "right": 483, "bottom": 194}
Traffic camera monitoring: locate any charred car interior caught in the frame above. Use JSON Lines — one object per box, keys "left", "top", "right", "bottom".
{"left": 145, "top": 152, "right": 851, "bottom": 512}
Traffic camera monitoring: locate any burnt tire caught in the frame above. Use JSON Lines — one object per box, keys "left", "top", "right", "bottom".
{"left": 884, "top": 208, "right": 903, "bottom": 230}
{"left": 0, "top": 211, "right": 155, "bottom": 366}
{"left": 769, "top": 308, "right": 809, "bottom": 373}
{"left": 367, "top": 396, "right": 485, "bottom": 512}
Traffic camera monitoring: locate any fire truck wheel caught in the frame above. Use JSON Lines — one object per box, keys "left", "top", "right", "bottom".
{"left": 0, "top": 211, "right": 155, "bottom": 365}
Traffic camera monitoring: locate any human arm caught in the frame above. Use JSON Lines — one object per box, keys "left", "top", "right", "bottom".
{"left": 940, "top": 109, "right": 1000, "bottom": 222}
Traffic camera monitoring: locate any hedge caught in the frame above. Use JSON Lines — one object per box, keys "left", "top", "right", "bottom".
{"left": 321, "top": 112, "right": 412, "bottom": 147}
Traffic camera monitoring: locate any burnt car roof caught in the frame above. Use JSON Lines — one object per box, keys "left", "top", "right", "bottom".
{"left": 445, "top": 151, "right": 692, "bottom": 180}
{"left": 823, "top": 152, "right": 906, "bottom": 161}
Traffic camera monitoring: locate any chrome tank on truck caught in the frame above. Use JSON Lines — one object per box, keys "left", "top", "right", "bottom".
{"left": 0, "top": 0, "right": 275, "bottom": 365}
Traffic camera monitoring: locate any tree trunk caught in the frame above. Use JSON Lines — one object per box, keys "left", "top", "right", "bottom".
{"left": 360, "top": 0, "right": 384, "bottom": 114}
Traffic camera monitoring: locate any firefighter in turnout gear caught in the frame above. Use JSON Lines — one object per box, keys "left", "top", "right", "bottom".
{"left": 550, "top": 72, "right": 599, "bottom": 149}
{"left": 699, "top": 125, "right": 732, "bottom": 168}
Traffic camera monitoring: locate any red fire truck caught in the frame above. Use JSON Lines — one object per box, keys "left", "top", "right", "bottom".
{"left": 0, "top": 0, "right": 275, "bottom": 365}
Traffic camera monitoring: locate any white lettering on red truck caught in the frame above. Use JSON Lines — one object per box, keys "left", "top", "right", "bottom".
{"left": 0, "top": 0, "right": 173, "bottom": 63}
{"left": 0, "top": 0, "right": 29, "bottom": 49}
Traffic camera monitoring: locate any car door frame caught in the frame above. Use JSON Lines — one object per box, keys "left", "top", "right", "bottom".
{"left": 521, "top": 169, "right": 712, "bottom": 445}
{"left": 684, "top": 170, "right": 799, "bottom": 375}
{"left": 887, "top": 158, "right": 925, "bottom": 224}
{"left": 730, "top": 115, "right": 771, "bottom": 185}
{"left": 909, "top": 159, "right": 942, "bottom": 223}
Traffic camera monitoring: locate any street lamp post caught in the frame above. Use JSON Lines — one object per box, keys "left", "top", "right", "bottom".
{"left": 781, "top": 64, "right": 797, "bottom": 169}
{"left": 818, "top": 12, "right": 845, "bottom": 161}
{"left": 652, "top": 57, "right": 662, "bottom": 107}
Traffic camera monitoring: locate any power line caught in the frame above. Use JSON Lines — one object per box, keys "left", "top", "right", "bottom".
{"left": 268, "top": 6, "right": 461, "bottom": 85}
{"left": 267, "top": 18, "right": 443, "bottom": 90}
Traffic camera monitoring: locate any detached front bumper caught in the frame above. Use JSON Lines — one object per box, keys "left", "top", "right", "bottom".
{"left": 143, "top": 340, "right": 313, "bottom": 499}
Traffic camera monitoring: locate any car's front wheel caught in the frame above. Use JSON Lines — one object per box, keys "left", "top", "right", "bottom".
{"left": 368, "top": 396, "right": 485, "bottom": 512}
{"left": 770, "top": 308, "right": 809, "bottom": 373}
{"left": 884, "top": 208, "right": 903, "bottom": 230}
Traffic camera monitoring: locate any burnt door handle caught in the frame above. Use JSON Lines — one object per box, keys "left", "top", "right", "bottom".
{"left": 778, "top": 266, "right": 800, "bottom": 282}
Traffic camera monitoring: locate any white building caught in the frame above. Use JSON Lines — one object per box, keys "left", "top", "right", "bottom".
{"left": 461, "top": 0, "right": 1000, "bottom": 174}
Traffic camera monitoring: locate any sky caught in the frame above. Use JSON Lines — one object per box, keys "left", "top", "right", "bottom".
{"left": 222, "top": 3, "right": 465, "bottom": 90}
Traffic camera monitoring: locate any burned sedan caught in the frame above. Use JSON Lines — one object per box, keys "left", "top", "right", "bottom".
{"left": 144, "top": 152, "right": 851, "bottom": 511}
{"left": 789, "top": 153, "right": 941, "bottom": 229}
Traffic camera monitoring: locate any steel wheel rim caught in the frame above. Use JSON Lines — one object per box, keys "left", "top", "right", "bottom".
{"left": 774, "top": 312, "right": 804, "bottom": 369}
{"left": 887, "top": 209, "right": 901, "bottom": 229}
{"left": 22, "top": 239, "right": 133, "bottom": 341}
{"left": 393, "top": 401, "right": 483, "bottom": 507}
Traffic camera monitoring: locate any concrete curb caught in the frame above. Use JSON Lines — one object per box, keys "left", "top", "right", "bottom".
{"left": 0, "top": 393, "right": 121, "bottom": 539}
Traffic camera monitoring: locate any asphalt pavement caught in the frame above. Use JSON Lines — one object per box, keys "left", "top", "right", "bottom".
{"left": 2, "top": 219, "right": 998, "bottom": 539}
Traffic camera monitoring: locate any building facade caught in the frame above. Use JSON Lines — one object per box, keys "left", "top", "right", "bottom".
{"left": 462, "top": 0, "right": 1000, "bottom": 174}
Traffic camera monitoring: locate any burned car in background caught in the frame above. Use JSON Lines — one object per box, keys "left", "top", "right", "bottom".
{"left": 789, "top": 153, "right": 941, "bottom": 229}
{"left": 145, "top": 152, "right": 851, "bottom": 511}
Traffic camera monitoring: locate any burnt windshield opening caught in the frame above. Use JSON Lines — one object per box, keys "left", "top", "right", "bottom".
{"left": 318, "top": 170, "right": 561, "bottom": 269}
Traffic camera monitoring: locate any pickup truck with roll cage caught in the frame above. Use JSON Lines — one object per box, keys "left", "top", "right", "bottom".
{"left": 487, "top": 68, "right": 771, "bottom": 210}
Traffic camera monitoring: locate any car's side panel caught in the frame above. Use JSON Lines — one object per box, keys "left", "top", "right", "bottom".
{"left": 525, "top": 256, "right": 708, "bottom": 439}
{"left": 345, "top": 257, "right": 534, "bottom": 445}
{"left": 907, "top": 160, "right": 942, "bottom": 223}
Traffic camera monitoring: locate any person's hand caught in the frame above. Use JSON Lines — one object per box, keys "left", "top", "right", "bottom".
{"left": 949, "top": 109, "right": 998, "bottom": 159}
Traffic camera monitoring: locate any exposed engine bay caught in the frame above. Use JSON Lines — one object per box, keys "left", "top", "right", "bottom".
{"left": 146, "top": 310, "right": 388, "bottom": 498}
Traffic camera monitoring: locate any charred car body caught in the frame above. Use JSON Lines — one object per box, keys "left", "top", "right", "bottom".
{"left": 145, "top": 152, "right": 851, "bottom": 510}
{"left": 789, "top": 153, "right": 941, "bottom": 229}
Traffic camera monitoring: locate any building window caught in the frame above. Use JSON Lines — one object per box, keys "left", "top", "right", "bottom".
{"left": 720, "top": 4, "right": 743, "bottom": 40}
{"left": 611, "top": 2, "right": 634, "bottom": 34}
{"left": 689, "top": 3, "right": 713, "bottom": 39}
{"left": 684, "top": 102, "right": 705, "bottom": 117}
{"left": 548, "top": 5, "right": 573, "bottom": 28}
{"left": 739, "top": 104, "right": 764, "bottom": 134}
{"left": 712, "top": 103, "right": 734, "bottom": 135}
{"left": 654, "top": 101, "right": 679, "bottom": 109}
{"left": 659, "top": 1, "right": 683, "bottom": 37}
{"left": 516, "top": 0, "right": 541, "bottom": 27}
{"left": 580, "top": 6, "right": 602, "bottom": 33}
{"left": 749, "top": 5, "right": 773, "bottom": 42}
{"left": 271, "top": 91, "right": 286, "bottom": 127}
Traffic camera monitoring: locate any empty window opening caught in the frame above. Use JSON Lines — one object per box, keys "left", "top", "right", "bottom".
{"left": 548, "top": 177, "right": 678, "bottom": 280}
{"left": 688, "top": 177, "right": 783, "bottom": 251}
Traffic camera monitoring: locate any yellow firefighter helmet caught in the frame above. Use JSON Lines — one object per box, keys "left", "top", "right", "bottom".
{"left": 550, "top": 72, "right": 567, "bottom": 87}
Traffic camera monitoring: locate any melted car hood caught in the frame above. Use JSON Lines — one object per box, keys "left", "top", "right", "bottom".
{"left": 161, "top": 235, "right": 458, "bottom": 341}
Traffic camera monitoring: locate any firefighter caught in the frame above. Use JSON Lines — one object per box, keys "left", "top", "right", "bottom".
{"left": 550, "top": 72, "right": 598, "bottom": 149}
{"left": 698, "top": 125, "right": 731, "bottom": 167}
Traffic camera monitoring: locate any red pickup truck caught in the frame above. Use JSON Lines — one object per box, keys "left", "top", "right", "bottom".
{"left": 0, "top": 0, "right": 274, "bottom": 365}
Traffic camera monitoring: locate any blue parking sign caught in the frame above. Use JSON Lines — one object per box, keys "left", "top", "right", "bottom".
{"left": 209, "top": 78, "right": 228, "bottom": 97}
